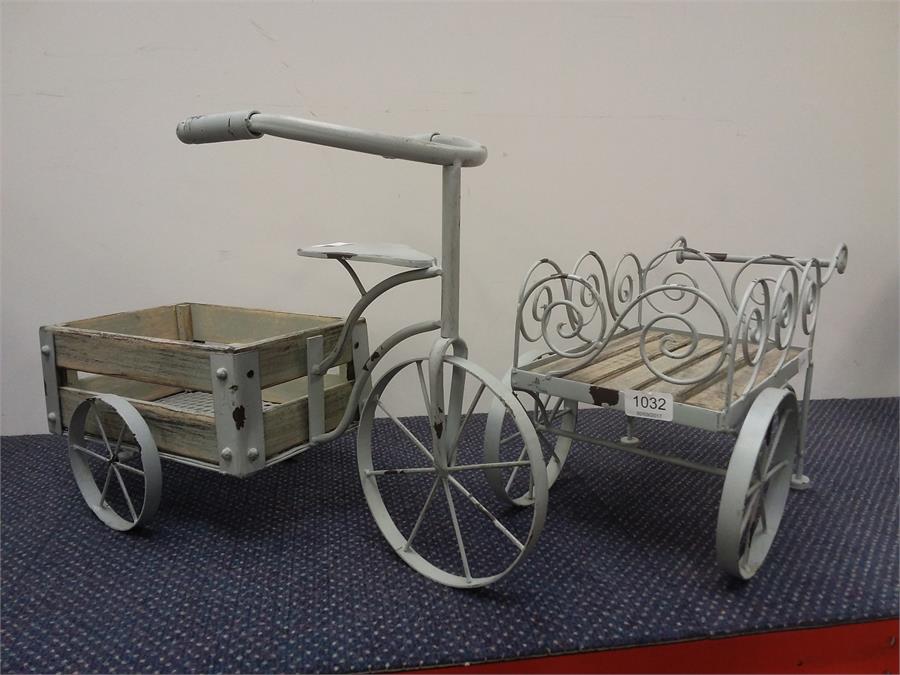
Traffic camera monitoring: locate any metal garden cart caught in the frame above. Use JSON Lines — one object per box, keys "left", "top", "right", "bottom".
{"left": 484, "top": 238, "right": 847, "bottom": 578}
{"left": 40, "top": 111, "right": 550, "bottom": 588}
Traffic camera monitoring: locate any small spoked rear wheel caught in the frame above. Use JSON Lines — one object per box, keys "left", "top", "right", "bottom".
{"left": 484, "top": 380, "right": 577, "bottom": 506}
{"left": 68, "top": 394, "right": 162, "bottom": 531}
{"left": 358, "top": 356, "right": 548, "bottom": 587}
{"left": 717, "top": 387, "right": 799, "bottom": 579}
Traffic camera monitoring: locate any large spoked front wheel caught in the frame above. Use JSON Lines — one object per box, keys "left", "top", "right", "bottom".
{"left": 716, "top": 387, "right": 799, "bottom": 579}
{"left": 484, "top": 375, "right": 577, "bottom": 506}
{"left": 358, "top": 356, "right": 548, "bottom": 587}
{"left": 68, "top": 394, "right": 162, "bottom": 531}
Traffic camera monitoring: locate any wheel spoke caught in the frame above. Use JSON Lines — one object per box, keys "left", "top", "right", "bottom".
{"left": 72, "top": 444, "right": 111, "bottom": 464}
{"left": 113, "top": 423, "right": 127, "bottom": 454}
{"left": 99, "top": 465, "right": 114, "bottom": 507}
{"left": 377, "top": 401, "right": 434, "bottom": 463}
{"left": 763, "top": 459, "right": 790, "bottom": 483}
{"left": 741, "top": 490, "right": 762, "bottom": 532}
{"left": 112, "top": 465, "right": 138, "bottom": 522}
{"left": 499, "top": 429, "right": 523, "bottom": 446}
{"left": 449, "top": 382, "right": 486, "bottom": 454}
{"left": 447, "top": 460, "right": 531, "bottom": 473}
{"left": 114, "top": 461, "right": 144, "bottom": 477}
{"left": 758, "top": 497, "right": 769, "bottom": 532}
{"left": 91, "top": 404, "right": 113, "bottom": 456}
{"left": 404, "top": 477, "right": 441, "bottom": 551}
{"left": 416, "top": 361, "right": 432, "bottom": 421}
{"left": 504, "top": 444, "right": 529, "bottom": 493}
{"left": 447, "top": 475, "right": 525, "bottom": 551}
{"left": 544, "top": 397, "right": 565, "bottom": 426}
{"left": 442, "top": 479, "right": 471, "bottom": 581}
{"left": 759, "top": 414, "right": 789, "bottom": 478}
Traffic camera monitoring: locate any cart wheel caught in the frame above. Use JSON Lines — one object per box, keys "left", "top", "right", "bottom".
{"left": 716, "top": 387, "right": 799, "bottom": 579}
{"left": 484, "top": 373, "right": 577, "bottom": 506}
{"left": 67, "top": 394, "right": 162, "bottom": 531}
{"left": 358, "top": 356, "right": 548, "bottom": 587}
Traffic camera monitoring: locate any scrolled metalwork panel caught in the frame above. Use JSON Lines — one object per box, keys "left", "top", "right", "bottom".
{"left": 512, "top": 237, "right": 848, "bottom": 408}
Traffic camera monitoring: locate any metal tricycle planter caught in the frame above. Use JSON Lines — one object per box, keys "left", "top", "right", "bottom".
{"left": 39, "top": 110, "right": 847, "bottom": 587}
{"left": 486, "top": 239, "right": 847, "bottom": 579}
{"left": 40, "top": 111, "right": 548, "bottom": 588}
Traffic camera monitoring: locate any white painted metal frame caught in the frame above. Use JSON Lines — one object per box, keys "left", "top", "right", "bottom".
{"left": 501, "top": 238, "right": 847, "bottom": 578}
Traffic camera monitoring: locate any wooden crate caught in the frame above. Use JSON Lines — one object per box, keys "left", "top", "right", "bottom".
{"left": 41, "top": 303, "right": 363, "bottom": 472}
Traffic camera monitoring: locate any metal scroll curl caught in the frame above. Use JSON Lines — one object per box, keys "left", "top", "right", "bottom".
{"left": 633, "top": 286, "right": 731, "bottom": 386}
{"left": 521, "top": 274, "right": 609, "bottom": 361}
{"left": 517, "top": 270, "right": 732, "bottom": 383}
{"left": 571, "top": 250, "right": 643, "bottom": 322}
{"left": 725, "top": 266, "right": 801, "bottom": 400}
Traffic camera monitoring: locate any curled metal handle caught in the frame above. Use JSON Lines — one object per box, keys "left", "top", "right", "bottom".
{"left": 176, "top": 110, "right": 488, "bottom": 167}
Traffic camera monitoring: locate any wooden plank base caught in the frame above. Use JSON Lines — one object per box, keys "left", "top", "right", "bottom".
{"left": 530, "top": 329, "right": 800, "bottom": 411}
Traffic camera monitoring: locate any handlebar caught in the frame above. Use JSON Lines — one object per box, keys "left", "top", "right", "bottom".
{"left": 176, "top": 110, "right": 488, "bottom": 167}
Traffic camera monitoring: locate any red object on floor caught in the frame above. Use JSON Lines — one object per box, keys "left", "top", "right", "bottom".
{"left": 412, "top": 618, "right": 899, "bottom": 674}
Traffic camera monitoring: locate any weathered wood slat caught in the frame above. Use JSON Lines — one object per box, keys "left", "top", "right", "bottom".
{"left": 686, "top": 347, "right": 800, "bottom": 410}
{"left": 190, "top": 304, "right": 342, "bottom": 345}
{"left": 74, "top": 374, "right": 183, "bottom": 402}
{"left": 263, "top": 381, "right": 353, "bottom": 457}
{"left": 598, "top": 337, "right": 725, "bottom": 391}
{"left": 261, "top": 373, "right": 347, "bottom": 404}
{"left": 531, "top": 330, "right": 661, "bottom": 375}
{"left": 567, "top": 333, "right": 694, "bottom": 384}
{"left": 631, "top": 349, "right": 732, "bottom": 403}
{"left": 64, "top": 305, "right": 179, "bottom": 340}
{"left": 60, "top": 387, "right": 218, "bottom": 462}
{"left": 250, "top": 320, "right": 358, "bottom": 389}
{"left": 53, "top": 328, "right": 223, "bottom": 391}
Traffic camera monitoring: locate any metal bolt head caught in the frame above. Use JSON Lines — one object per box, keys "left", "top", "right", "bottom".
{"left": 216, "top": 368, "right": 228, "bottom": 380}
{"left": 41, "top": 345, "right": 51, "bottom": 355}
{"left": 247, "top": 447, "right": 259, "bottom": 462}
{"left": 220, "top": 447, "right": 233, "bottom": 461}
{"left": 47, "top": 412, "right": 58, "bottom": 422}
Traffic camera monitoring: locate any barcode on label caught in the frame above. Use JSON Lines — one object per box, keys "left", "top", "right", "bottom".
{"left": 624, "top": 390, "right": 674, "bottom": 421}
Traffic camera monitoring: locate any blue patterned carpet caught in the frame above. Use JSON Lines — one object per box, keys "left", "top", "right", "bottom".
{"left": 1, "top": 398, "right": 897, "bottom": 673}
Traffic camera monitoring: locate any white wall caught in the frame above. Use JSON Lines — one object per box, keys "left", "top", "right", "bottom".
{"left": 2, "top": 1, "right": 897, "bottom": 435}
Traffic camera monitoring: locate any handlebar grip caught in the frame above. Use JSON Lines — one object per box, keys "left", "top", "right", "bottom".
{"left": 176, "top": 110, "right": 262, "bottom": 144}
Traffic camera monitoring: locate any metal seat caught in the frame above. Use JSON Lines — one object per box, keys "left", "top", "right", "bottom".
{"left": 297, "top": 242, "right": 437, "bottom": 269}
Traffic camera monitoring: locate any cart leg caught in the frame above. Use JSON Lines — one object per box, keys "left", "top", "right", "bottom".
{"left": 620, "top": 416, "right": 640, "bottom": 447}
{"left": 791, "top": 361, "right": 814, "bottom": 491}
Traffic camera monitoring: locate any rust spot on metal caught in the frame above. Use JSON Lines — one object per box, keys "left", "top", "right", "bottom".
{"left": 434, "top": 421, "right": 443, "bottom": 438}
{"left": 229, "top": 385, "right": 239, "bottom": 393}
{"left": 371, "top": 351, "right": 380, "bottom": 361}
{"left": 233, "top": 405, "right": 246, "bottom": 429}
{"left": 706, "top": 252, "right": 728, "bottom": 261}
{"left": 354, "top": 342, "right": 359, "bottom": 349}
{"left": 588, "top": 386, "right": 619, "bottom": 407}
{"left": 246, "top": 369, "right": 254, "bottom": 378}
{"left": 539, "top": 257, "right": 549, "bottom": 263}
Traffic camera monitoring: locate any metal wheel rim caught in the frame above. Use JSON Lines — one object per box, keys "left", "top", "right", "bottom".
{"left": 68, "top": 394, "right": 162, "bottom": 531}
{"left": 717, "top": 387, "right": 798, "bottom": 579}
{"left": 358, "top": 356, "right": 548, "bottom": 588}
{"left": 484, "top": 375, "right": 577, "bottom": 506}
